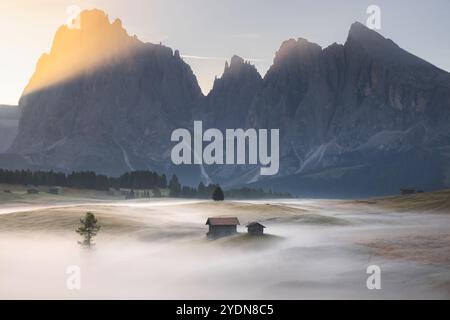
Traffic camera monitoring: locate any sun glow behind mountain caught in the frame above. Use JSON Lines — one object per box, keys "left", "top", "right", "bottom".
{"left": 1, "top": 0, "right": 450, "bottom": 105}
{"left": 23, "top": 10, "right": 142, "bottom": 96}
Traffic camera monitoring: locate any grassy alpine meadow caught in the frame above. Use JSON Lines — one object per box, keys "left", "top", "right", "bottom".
{"left": 0, "top": 185, "right": 449, "bottom": 299}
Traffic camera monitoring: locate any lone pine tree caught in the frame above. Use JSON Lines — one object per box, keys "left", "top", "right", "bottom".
{"left": 76, "top": 212, "right": 101, "bottom": 248}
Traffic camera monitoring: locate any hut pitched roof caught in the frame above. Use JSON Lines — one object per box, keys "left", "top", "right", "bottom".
{"left": 246, "top": 222, "right": 266, "bottom": 228}
{"left": 206, "top": 217, "right": 240, "bottom": 226}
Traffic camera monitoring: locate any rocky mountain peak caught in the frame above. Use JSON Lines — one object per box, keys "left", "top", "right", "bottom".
{"left": 345, "top": 21, "right": 401, "bottom": 57}
{"left": 217, "top": 55, "right": 261, "bottom": 84}
{"left": 347, "top": 22, "right": 386, "bottom": 43}
{"left": 222, "top": 55, "right": 253, "bottom": 72}
{"left": 24, "top": 9, "right": 141, "bottom": 95}
{"left": 12, "top": 8, "right": 202, "bottom": 176}
{"left": 204, "top": 56, "right": 262, "bottom": 129}
{"left": 345, "top": 21, "right": 437, "bottom": 71}
{"left": 270, "top": 38, "right": 323, "bottom": 73}
{"left": 229, "top": 55, "right": 245, "bottom": 67}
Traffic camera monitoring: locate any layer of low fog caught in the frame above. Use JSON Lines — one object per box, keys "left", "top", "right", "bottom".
{"left": 0, "top": 199, "right": 449, "bottom": 299}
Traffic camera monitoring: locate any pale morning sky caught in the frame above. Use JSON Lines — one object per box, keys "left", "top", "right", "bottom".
{"left": 0, "top": 0, "right": 449, "bottom": 105}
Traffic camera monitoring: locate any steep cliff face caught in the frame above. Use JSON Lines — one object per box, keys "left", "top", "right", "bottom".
{"left": 207, "top": 22, "right": 450, "bottom": 193}
{"left": 200, "top": 55, "right": 262, "bottom": 129}
{"left": 249, "top": 22, "right": 450, "bottom": 149}
{"left": 11, "top": 9, "right": 202, "bottom": 175}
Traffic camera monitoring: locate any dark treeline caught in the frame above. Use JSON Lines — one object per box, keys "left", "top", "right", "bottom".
{"left": 167, "top": 178, "right": 220, "bottom": 198}
{"left": 0, "top": 169, "right": 167, "bottom": 191}
{"left": 0, "top": 168, "right": 293, "bottom": 199}
{"left": 225, "top": 187, "right": 292, "bottom": 199}
{"left": 168, "top": 178, "right": 293, "bottom": 199}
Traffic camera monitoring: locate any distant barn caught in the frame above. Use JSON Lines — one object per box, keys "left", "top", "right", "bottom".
{"left": 48, "top": 186, "right": 63, "bottom": 195}
{"left": 26, "top": 185, "right": 39, "bottom": 194}
{"left": 246, "top": 222, "right": 266, "bottom": 236}
{"left": 206, "top": 217, "right": 240, "bottom": 239}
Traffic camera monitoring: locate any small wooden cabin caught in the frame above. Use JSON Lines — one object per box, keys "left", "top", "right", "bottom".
{"left": 206, "top": 217, "right": 240, "bottom": 239}
{"left": 48, "top": 186, "right": 63, "bottom": 195}
{"left": 246, "top": 222, "right": 266, "bottom": 236}
{"left": 27, "top": 185, "right": 39, "bottom": 194}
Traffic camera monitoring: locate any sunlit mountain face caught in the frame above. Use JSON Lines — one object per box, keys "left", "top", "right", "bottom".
{"left": 23, "top": 9, "right": 141, "bottom": 96}
{"left": 11, "top": 9, "right": 202, "bottom": 179}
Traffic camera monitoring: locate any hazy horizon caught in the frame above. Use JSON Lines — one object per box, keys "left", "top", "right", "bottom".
{"left": 1, "top": 0, "right": 449, "bottom": 105}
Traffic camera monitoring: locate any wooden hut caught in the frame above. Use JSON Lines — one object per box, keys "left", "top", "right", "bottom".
{"left": 246, "top": 222, "right": 266, "bottom": 236}
{"left": 26, "top": 185, "right": 39, "bottom": 194}
{"left": 206, "top": 217, "right": 240, "bottom": 239}
{"left": 48, "top": 186, "right": 63, "bottom": 195}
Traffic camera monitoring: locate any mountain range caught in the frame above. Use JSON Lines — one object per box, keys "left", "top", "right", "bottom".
{"left": 4, "top": 9, "right": 450, "bottom": 196}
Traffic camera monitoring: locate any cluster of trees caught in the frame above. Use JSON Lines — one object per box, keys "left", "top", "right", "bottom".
{"left": 167, "top": 177, "right": 224, "bottom": 198}
{"left": 0, "top": 169, "right": 167, "bottom": 191}
{"left": 0, "top": 169, "right": 68, "bottom": 187}
{"left": 118, "top": 171, "right": 167, "bottom": 189}
{"left": 0, "top": 168, "right": 293, "bottom": 199}
{"left": 167, "top": 178, "right": 292, "bottom": 199}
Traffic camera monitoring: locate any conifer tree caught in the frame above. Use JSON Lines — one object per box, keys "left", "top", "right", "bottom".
{"left": 76, "top": 212, "right": 101, "bottom": 248}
